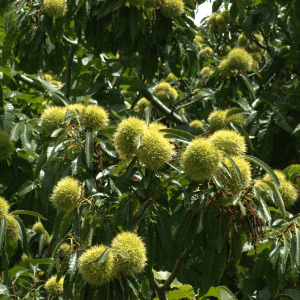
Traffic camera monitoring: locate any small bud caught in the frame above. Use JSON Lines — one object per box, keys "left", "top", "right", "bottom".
{"left": 203, "top": 47, "right": 213, "bottom": 56}
{"left": 190, "top": 120, "right": 203, "bottom": 129}
{"left": 201, "top": 66, "right": 212, "bottom": 76}
{"left": 238, "top": 34, "right": 249, "bottom": 48}
{"left": 164, "top": 73, "right": 177, "bottom": 82}
{"left": 50, "top": 177, "right": 81, "bottom": 211}
{"left": 111, "top": 231, "right": 147, "bottom": 276}
{"left": 194, "top": 35, "right": 204, "bottom": 44}
{"left": 0, "top": 130, "right": 15, "bottom": 160}
{"left": 59, "top": 243, "right": 72, "bottom": 258}
{"left": 32, "top": 222, "right": 46, "bottom": 235}
{"left": 136, "top": 98, "right": 151, "bottom": 115}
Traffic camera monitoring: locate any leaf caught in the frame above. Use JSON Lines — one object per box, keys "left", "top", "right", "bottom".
{"left": 243, "top": 155, "right": 280, "bottom": 186}
{"left": 3, "top": 102, "right": 14, "bottom": 132}
{"left": 262, "top": 180, "right": 286, "bottom": 217}
{"left": 10, "top": 210, "right": 47, "bottom": 220}
{"left": 225, "top": 153, "right": 243, "bottom": 187}
{"left": 15, "top": 93, "right": 43, "bottom": 103}
{"left": 229, "top": 122, "right": 254, "bottom": 151}
{"left": 94, "top": 248, "right": 110, "bottom": 263}
{"left": 159, "top": 128, "right": 195, "bottom": 141}
{"left": 266, "top": 261, "right": 281, "bottom": 298}
{"left": 253, "top": 187, "right": 271, "bottom": 225}
{"left": 231, "top": 227, "right": 247, "bottom": 267}
{"left": 296, "top": 227, "right": 300, "bottom": 266}
{"left": 218, "top": 286, "right": 238, "bottom": 300}
{"left": 241, "top": 73, "right": 256, "bottom": 100}
{"left": 212, "top": 176, "right": 226, "bottom": 193}
{"left": 17, "top": 180, "right": 37, "bottom": 197}
{"left": 290, "top": 233, "right": 298, "bottom": 278}
{"left": 0, "top": 218, "right": 6, "bottom": 251}
{"left": 2, "top": 27, "right": 17, "bottom": 65}
{"left": 156, "top": 208, "right": 173, "bottom": 256}
{"left": 110, "top": 158, "right": 131, "bottom": 175}
{"left": 167, "top": 285, "right": 195, "bottom": 299}
{"left": 0, "top": 283, "right": 9, "bottom": 296}
{"left": 0, "top": 66, "right": 16, "bottom": 83}
{"left": 10, "top": 121, "right": 24, "bottom": 142}
{"left": 199, "top": 247, "right": 219, "bottom": 296}
{"left": 274, "top": 109, "right": 293, "bottom": 133}
{"left": 278, "top": 236, "right": 290, "bottom": 276}
{"left": 13, "top": 216, "right": 29, "bottom": 255}
{"left": 85, "top": 128, "right": 94, "bottom": 170}
{"left": 283, "top": 289, "right": 300, "bottom": 299}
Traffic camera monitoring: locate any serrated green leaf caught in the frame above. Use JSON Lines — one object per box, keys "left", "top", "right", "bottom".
{"left": 296, "top": 227, "right": 300, "bottom": 266}
{"left": 11, "top": 210, "right": 47, "bottom": 220}
{"left": 253, "top": 187, "right": 271, "bottom": 225}
{"left": 262, "top": 180, "right": 285, "bottom": 217}
{"left": 156, "top": 208, "right": 172, "bottom": 256}
{"left": 0, "top": 218, "right": 6, "bottom": 251}
{"left": 219, "top": 286, "right": 238, "bottom": 300}
{"left": 13, "top": 216, "right": 29, "bottom": 255}
{"left": 225, "top": 153, "right": 243, "bottom": 187}
{"left": 159, "top": 128, "right": 195, "bottom": 141}
{"left": 3, "top": 102, "right": 14, "bottom": 132}
{"left": 86, "top": 128, "right": 94, "bottom": 170}
{"left": 17, "top": 180, "right": 37, "bottom": 197}
{"left": 243, "top": 155, "right": 280, "bottom": 186}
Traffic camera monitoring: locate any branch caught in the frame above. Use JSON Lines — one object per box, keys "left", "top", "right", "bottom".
{"left": 14, "top": 74, "right": 45, "bottom": 92}
{"left": 141, "top": 89, "right": 187, "bottom": 126}
{"left": 162, "top": 242, "right": 194, "bottom": 289}
{"left": 65, "top": 43, "right": 78, "bottom": 100}
{"left": 250, "top": 30, "right": 269, "bottom": 52}
{"left": 63, "top": 35, "right": 79, "bottom": 46}
{"left": 277, "top": 18, "right": 293, "bottom": 46}
{"left": 175, "top": 96, "right": 207, "bottom": 110}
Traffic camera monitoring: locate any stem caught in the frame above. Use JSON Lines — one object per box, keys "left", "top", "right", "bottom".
{"left": 65, "top": 43, "right": 78, "bottom": 100}
{"left": 162, "top": 242, "right": 194, "bottom": 289}
{"left": 147, "top": 242, "right": 194, "bottom": 300}
{"left": 141, "top": 89, "right": 187, "bottom": 125}
{"left": 14, "top": 74, "right": 45, "bottom": 92}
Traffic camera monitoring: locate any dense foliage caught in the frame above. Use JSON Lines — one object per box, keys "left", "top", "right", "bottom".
{"left": 1, "top": 0, "right": 300, "bottom": 299}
